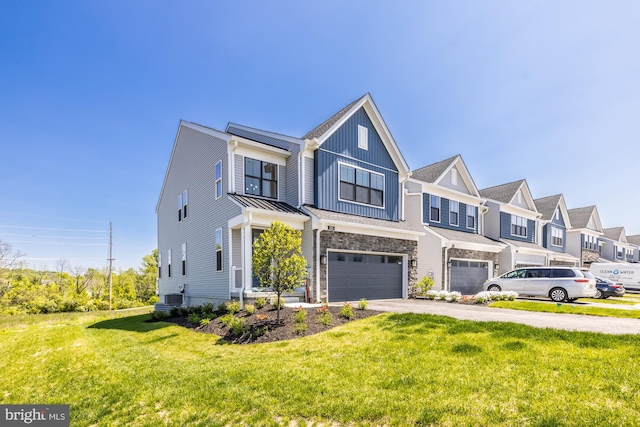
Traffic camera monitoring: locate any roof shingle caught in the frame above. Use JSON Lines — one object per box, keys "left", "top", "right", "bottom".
{"left": 412, "top": 155, "right": 459, "bottom": 183}
{"left": 566, "top": 206, "right": 596, "bottom": 229}
{"left": 479, "top": 180, "right": 525, "bottom": 204}
{"left": 302, "top": 95, "right": 365, "bottom": 140}
{"left": 533, "top": 194, "right": 562, "bottom": 221}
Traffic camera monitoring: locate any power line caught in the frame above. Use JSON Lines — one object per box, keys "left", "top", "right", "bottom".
{"left": 0, "top": 210, "right": 110, "bottom": 224}
{"left": 7, "top": 241, "right": 106, "bottom": 247}
{"left": 0, "top": 233, "right": 109, "bottom": 240}
{"left": 0, "top": 225, "right": 108, "bottom": 233}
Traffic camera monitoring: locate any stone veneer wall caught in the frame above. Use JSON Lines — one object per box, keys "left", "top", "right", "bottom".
{"left": 440, "top": 248, "right": 499, "bottom": 291}
{"left": 313, "top": 230, "right": 418, "bottom": 302}
{"left": 581, "top": 249, "right": 600, "bottom": 266}
{"left": 550, "top": 260, "right": 576, "bottom": 267}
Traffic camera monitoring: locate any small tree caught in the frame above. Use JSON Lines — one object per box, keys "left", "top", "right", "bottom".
{"left": 252, "top": 222, "right": 307, "bottom": 324}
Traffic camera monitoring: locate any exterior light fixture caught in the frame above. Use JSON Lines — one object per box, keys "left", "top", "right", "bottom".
{"left": 320, "top": 255, "right": 327, "bottom": 265}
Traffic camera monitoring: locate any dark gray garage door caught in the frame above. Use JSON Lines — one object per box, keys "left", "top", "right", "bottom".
{"left": 328, "top": 252, "right": 403, "bottom": 302}
{"left": 450, "top": 260, "right": 489, "bottom": 295}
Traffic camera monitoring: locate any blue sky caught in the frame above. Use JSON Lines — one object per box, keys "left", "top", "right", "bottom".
{"left": 1, "top": 1, "right": 639, "bottom": 271}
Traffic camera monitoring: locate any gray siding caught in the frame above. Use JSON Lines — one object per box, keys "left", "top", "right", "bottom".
{"left": 157, "top": 125, "right": 241, "bottom": 303}
{"left": 499, "top": 212, "right": 536, "bottom": 243}
{"left": 234, "top": 154, "right": 243, "bottom": 194}
{"left": 439, "top": 167, "right": 471, "bottom": 194}
{"left": 285, "top": 146, "right": 300, "bottom": 207}
{"left": 304, "top": 156, "right": 314, "bottom": 205}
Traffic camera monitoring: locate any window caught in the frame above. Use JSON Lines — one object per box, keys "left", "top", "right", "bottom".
{"left": 215, "top": 228, "right": 223, "bottom": 271}
{"left": 245, "top": 158, "right": 277, "bottom": 199}
{"left": 178, "top": 190, "right": 188, "bottom": 222}
{"left": 584, "top": 234, "right": 597, "bottom": 250}
{"left": 167, "top": 249, "right": 172, "bottom": 278}
{"left": 551, "top": 268, "right": 576, "bottom": 278}
{"left": 357, "top": 125, "right": 368, "bottom": 150}
{"left": 551, "top": 228, "right": 563, "bottom": 247}
{"left": 181, "top": 243, "right": 187, "bottom": 276}
{"left": 616, "top": 246, "right": 623, "bottom": 259}
{"left": 215, "top": 161, "right": 223, "bottom": 199}
{"left": 451, "top": 168, "right": 458, "bottom": 185}
{"left": 430, "top": 195, "right": 441, "bottom": 222}
{"left": 449, "top": 200, "right": 459, "bottom": 226}
{"left": 511, "top": 215, "right": 527, "bottom": 237}
{"left": 339, "top": 163, "right": 384, "bottom": 207}
{"left": 555, "top": 209, "right": 560, "bottom": 221}
{"left": 467, "top": 206, "right": 475, "bottom": 229}
{"left": 158, "top": 252, "right": 162, "bottom": 278}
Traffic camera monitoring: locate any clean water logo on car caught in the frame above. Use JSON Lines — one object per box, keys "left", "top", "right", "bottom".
{"left": 613, "top": 269, "right": 619, "bottom": 275}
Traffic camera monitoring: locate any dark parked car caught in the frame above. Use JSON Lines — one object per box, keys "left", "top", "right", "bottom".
{"left": 595, "top": 276, "right": 625, "bottom": 299}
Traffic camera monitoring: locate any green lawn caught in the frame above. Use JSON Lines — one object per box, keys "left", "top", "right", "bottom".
{"left": 580, "top": 297, "right": 639, "bottom": 305}
{"left": 490, "top": 300, "right": 640, "bottom": 318}
{"left": 1, "top": 309, "right": 640, "bottom": 426}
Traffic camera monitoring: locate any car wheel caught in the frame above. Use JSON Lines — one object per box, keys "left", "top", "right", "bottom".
{"left": 595, "top": 289, "right": 603, "bottom": 299}
{"left": 550, "top": 287, "right": 567, "bottom": 302}
{"left": 487, "top": 284, "right": 501, "bottom": 292}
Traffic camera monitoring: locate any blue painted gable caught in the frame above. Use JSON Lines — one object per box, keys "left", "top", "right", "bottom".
{"left": 314, "top": 107, "right": 400, "bottom": 221}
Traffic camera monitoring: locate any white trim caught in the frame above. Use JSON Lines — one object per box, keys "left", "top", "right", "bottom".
{"left": 226, "top": 122, "right": 305, "bottom": 146}
{"left": 337, "top": 161, "right": 385, "bottom": 210}
{"left": 318, "top": 148, "right": 399, "bottom": 174}
{"left": 510, "top": 214, "right": 528, "bottom": 238}
{"left": 234, "top": 143, "right": 288, "bottom": 167}
{"left": 551, "top": 227, "right": 563, "bottom": 248}
{"left": 215, "top": 228, "right": 223, "bottom": 272}
{"left": 409, "top": 178, "right": 483, "bottom": 207}
{"left": 215, "top": 160, "right": 223, "bottom": 200}
{"left": 449, "top": 200, "right": 459, "bottom": 226}
{"left": 451, "top": 168, "right": 458, "bottom": 186}
{"left": 429, "top": 194, "right": 441, "bottom": 223}
{"left": 357, "top": 125, "right": 368, "bottom": 150}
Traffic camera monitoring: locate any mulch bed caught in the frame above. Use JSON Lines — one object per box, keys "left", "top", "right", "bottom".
{"left": 162, "top": 304, "right": 382, "bottom": 344}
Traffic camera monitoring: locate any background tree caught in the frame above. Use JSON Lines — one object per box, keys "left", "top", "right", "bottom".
{"left": 252, "top": 222, "right": 307, "bottom": 324}
{"left": 136, "top": 249, "right": 158, "bottom": 303}
{"left": 0, "top": 239, "right": 24, "bottom": 269}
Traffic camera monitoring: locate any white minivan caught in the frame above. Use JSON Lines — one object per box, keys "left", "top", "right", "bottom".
{"left": 483, "top": 267, "right": 597, "bottom": 302}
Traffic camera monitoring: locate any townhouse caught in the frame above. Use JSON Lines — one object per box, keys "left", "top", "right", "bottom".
{"left": 156, "top": 94, "right": 422, "bottom": 308}
{"left": 599, "top": 227, "right": 635, "bottom": 263}
{"left": 566, "top": 206, "right": 604, "bottom": 266}
{"left": 533, "top": 194, "right": 579, "bottom": 266}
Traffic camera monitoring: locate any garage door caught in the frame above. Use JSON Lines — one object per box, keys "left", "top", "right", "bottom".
{"left": 450, "top": 260, "right": 489, "bottom": 295}
{"left": 328, "top": 252, "right": 403, "bottom": 302}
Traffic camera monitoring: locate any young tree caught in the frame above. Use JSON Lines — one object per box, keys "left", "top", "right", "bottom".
{"left": 252, "top": 222, "right": 307, "bottom": 324}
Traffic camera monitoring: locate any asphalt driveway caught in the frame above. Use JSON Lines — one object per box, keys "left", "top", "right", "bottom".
{"left": 364, "top": 299, "right": 640, "bottom": 335}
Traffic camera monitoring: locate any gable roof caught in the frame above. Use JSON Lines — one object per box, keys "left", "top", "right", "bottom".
{"left": 412, "top": 154, "right": 481, "bottom": 198}
{"left": 479, "top": 179, "right": 537, "bottom": 212}
{"left": 626, "top": 235, "right": 640, "bottom": 246}
{"left": 302, "top": 96, "right": 362, "bottom": 140}
{"left": 533, "top": 194, "right": 562, "bottom": 221}
{"left": 301, "top": 93, "right": 410, "bottom": 174}
{"left": 567, "top": 205, "right": 602, "bottom": 232}
{"left": 412, "top": 155, "right": 458, "bottom": 184}
{"left": 603, "top": 227, "right": 626, "bottom": 242}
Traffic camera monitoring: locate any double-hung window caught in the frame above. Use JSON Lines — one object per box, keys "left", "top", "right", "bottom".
{"left": 215, "top": 161, "right": 223, "bottom": 199}
{"left": 178, "top": 190, "right": 188, "bottom": 222}
{"left": 449, "top": 201, "right": 459, "bottom": 226}
{"left": 339, "top": 164, "right": 384, "bottom": 207}
{"left": 215, "top": 228, "right": 223, "bottom": 271}
{"left": 511, "top": 215, "right": 527, "bottom": 237}
{"left": 181, "top": 243, "right": 187, "bottom": 276}
{"left": 245, "top": 158, "right": 277, "bottom": 199}
{"left": 551, "top": 227, "right": 563, "bottom": 246}
{"left": 158, "top": 252, "right": 162, "bottom": 278}
{"left": 167, "top": 249, "right": 172, "bottom": 278}
{"left": 430, "top": 195, "right": 440, "bottom": 222}
{"left": 616, "top": 246, "right": 623, "bottom": 259}
{"left": 467, "top": 206, "right": 476, "bottom": 229}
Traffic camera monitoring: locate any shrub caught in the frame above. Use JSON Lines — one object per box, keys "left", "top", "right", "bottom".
{"left": 293, "top": 306, "right": 307, "bottom": 323}
{"left": 226, "top": 300, "right": 241, "bottom": 315}
{"left": 357, "top": 298, "right": 368, "bottom": 310}
{"left": 253, "top": 325, "right": 269, "bottom": 338}
{"left": 339, "top": 302, "right": 355, "bottom": 320}
{"left": 426, "top": 290, "right": 438, "bottom": 300}
{"left": 318, "top": 310, "right": 333, "bottom": 326}
{"left": 201, "top": 303, "right": 215, "bottom": 315}
{"left": 437, "top": 290, "right": 449, "bottom": 301}
{"left": 170, "top": 306, "right": 180, "bottom": 317}
{"left": 446, "top": 291, "right": 462, "bottom": 302}
{"left": 244, "top": 304, "right": 256, "bottom": 315}
{"left": 188, "top": 312, "right": 201, "bottom": 324}
{"left": 254, "top": 297, "right": 267, "bottom": 309}
{"left": 219, "top": 314, "right": 236, "bottom": 328}
{"left": 178, "top": 306, "right": 190, "bottom": 317}
{"left": 199, "top": 318, "right": 210, "bottom": 326}
{"left": 415, "top": 275, "right": 435, "bottom": 296}
{"left": 229, "top": 317, "right": 246, "bottom": 337}
{"left": 271, "top": 296, "right": 285, "bottom": 310}
{"left": 293, "top": 322, "right": 308, "bottom": 334}
{"left": 150, "top": 311, "right": 168, "bottom": 321}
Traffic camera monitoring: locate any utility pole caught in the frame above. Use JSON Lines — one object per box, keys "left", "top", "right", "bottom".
{"left": 108, "top": 221, "right": 114, "bottom": 311}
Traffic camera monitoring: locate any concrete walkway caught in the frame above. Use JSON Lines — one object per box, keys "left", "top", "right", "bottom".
{"left": 364, "top": 299, "right": 640, "bottom": 335}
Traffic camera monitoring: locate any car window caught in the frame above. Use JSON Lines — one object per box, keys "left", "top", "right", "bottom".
{"left": 551, "top": 269, "right": 576, "bottom": 278}
{"left": 527, "top": 268, "right": 551, "bottom": 278}
{"left": 504, "top": 269, "right": 526, "bottom": 279}
{"left": 581, "top": 271, "right": 595, "bottom": 279}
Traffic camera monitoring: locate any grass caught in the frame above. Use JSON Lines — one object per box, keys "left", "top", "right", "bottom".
{"left": 1, "top": 310, "right": 640, "bottom": 426}
{"left": 580, "top": 297, "right": 639, "bottom": 305}
{"left": 490, "top": 300, "right": 640, "bottom": 318}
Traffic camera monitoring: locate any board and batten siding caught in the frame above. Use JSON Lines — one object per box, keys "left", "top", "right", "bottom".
{"left": 499, "top": 212, "right": 536, "bottom": 243}
{"left": 157, "top": 125, "right": 241, "bottom": 303}
{"left": 315, "top": 150, "right": 399, "bottom": 221}
{"left": 421, "top": 194, "right": 477, "bottom": 234}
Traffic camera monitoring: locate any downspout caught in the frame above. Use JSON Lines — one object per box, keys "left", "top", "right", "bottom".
{"left": 443, "top": 243, "right": 452, "bottom": 291}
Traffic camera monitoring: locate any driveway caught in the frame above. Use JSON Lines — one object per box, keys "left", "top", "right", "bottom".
{"left": 364, "top": 299, "right": 640, "bottom": 335}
